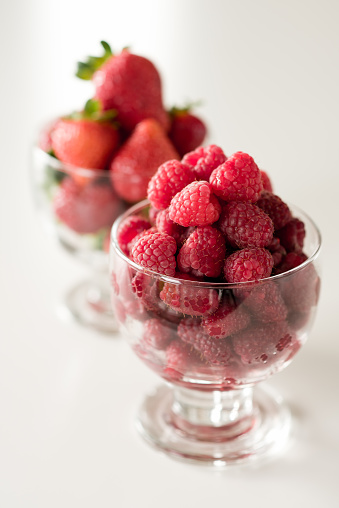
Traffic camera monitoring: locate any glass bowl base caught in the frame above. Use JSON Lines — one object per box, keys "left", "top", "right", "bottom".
{"left": 135, "top": 384, "right": 291, "bottom": 467}
{"left": 58, "top": 279, "right": 118, "bottom": 334}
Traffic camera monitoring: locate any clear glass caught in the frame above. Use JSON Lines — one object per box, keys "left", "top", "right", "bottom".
{"left": 109, "top": 200, "right": 321, "bottom": 466}
{"left": 31, "top": 146, "right": 127, "bottom": 332}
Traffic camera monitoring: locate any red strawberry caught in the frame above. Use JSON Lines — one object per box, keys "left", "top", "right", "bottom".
{"left": 168, "top": 105, "right": 207, "bottom": 157}
{"left": 53, "top": 178, "right": 121, "bottom": 234}
{"left": 110, "top": 119, "right": 180, "bottom": 203}
{"left": 77, "top": 41, "right": 169, "bottom": 132}
{"left": 51, "top": 100, "right": 120, "bottom": 170}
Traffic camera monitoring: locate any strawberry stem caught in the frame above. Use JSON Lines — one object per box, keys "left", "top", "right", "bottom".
{"left": 76, "top": 40, "right": 113, "bottom": 80}
{"left": 169, "top": 100, "right": 203, "bottom": 117}
{"left": 67, "top": 98, "right": 118, "bottom": 124}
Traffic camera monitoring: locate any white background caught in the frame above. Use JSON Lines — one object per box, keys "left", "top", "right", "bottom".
{"left": 1, "top": 1, "right": 338, "bottom": 506}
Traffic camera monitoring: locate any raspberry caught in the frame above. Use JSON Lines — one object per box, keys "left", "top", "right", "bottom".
{"left": 224, "top": 248, "right": 273, "bottom": 283}
{"left": 148, "top": 206, "right": 160, "bottom": 225}
{"left": 168, "top": 181, "right": 221, "bottom": 227}
{"left": 160, "top": 273, "right": 220, "bottom": 316}
{"left": 117, "top": 215, "right": 151, "bottom": 255}
{"left": 131, "top": 232, "right": 177, "bottom": 276}
{"left": 177, "top": 226, "right": 226, "bottom": 278}
{"left": 210, "top": 151, "right": 263, "bottom": 202}
{"left": 165, "top": 340, "right": 192, "bottom": 374}
{"left": 142, "top": 318, "right": 173, "bottom": 350}
{"left": 275, "top": 218, "right": 306, "bottom": 253}
{"left": 132, "top": 272, "right": 161, "bottom": 312}
{"left": 156, "top": 209, "right": 186, "bottom": 246}
{"left": 202, "top": 293, "right": 251, "bottom": 339}
{"left": 267, "top": 237, "right": 286, "bottom": 267}
{"left": 288, "top": 311, "right": 311, "bottom": 333}
{"left": 232, "top": 321, "right": 294, "bottom": 365}
{"left": 260, "top": 170, "right": 273, "bottom": 192}
{"left": 147, "top": 159, "right": 195, "bottom": 210}
{"left": 236, "top": 281, "right": 288, "bottom": 323}
{"left": 182, "top": 144, "right": 227, "bottom": 181}
{"left": 178, "top": 318, "right": 233, "bottom": 366}
{"left": 218, "top": 201, "right": 274, "bottom": 249}
{"left": 280, "top": 264, "right": 320, "bottom": 314}
{"left": 256, "top": 191, "right": 292, "bottom": 230}
{"left": 275, "top": 251, "right": 307, "bottom": 274}
{"left": 128, "top": 226, "right": 158, "bottom": 255}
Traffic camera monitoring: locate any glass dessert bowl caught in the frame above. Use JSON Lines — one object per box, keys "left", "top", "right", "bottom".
{"left": 31, "top": 145, "right": 126, "bottom": 332}
{"left": 109, "top": 200, "right": 321, "bottom": 466}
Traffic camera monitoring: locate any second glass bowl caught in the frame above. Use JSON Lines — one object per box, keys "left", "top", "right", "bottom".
{"left": 31, "top": 146, "right": 127, "bottom": 332}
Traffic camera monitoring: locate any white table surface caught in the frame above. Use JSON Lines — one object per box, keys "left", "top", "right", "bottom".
{"left": 1, "top": 1, "right": 339, "bottom": 506}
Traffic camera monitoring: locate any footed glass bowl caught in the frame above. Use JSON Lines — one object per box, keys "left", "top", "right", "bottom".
{"left": 31, "top": 146, "right": 127, "bottom": 332}
{"left": 109, "top": 200, "right": 321, "bottom": 466}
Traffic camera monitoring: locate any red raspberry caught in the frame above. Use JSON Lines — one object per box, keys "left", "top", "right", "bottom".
{"left": 210, "top": 151, "right": 263, "bottom": 202}
{"left": 53, "top": 178, "right": 120, "bottom": 234}
{"left": 168, "top": 181, "right": 221, "bottom": 227}
{"left": 288, "top": 311, "right": 311, "bottom": 333}
{"left": 117, "top": 215, "right": 152, "bottom": 255}
{"left": 182, "top": 144, "right": 227, "bottom": 181}
{"left": 280, "top": 264, "right": 320, "bottom": 314}
{"left": 177, "top": 226, "right": 226, "bottom": 278}
{"left": 236, "top": 281, "right": 288, "bottom": 323}
{"left": 202, "top": 293, "right": 251, "bottom": 339}
{"left": 148, "top": 206, "right": 160, "bottom": 225}
{"left": 256, "top": 191, "right": 292, "bottom": 230}
{"left": 275, "top": 251, "right": 307, "bottom": 274}
{"left": 232, "top": 321, "right": 294, "bottom": 366}
{"left": 224, "top": 248, "right": 273, "bottom": 283}
{"left": 113, "top": 265, "right": 149, "bottom": 321}
{"left": 178, "top": 318, "right": 233, "bottom": 366}
{"left": 142, "top": 318, "right": 173, "bottom": 350}
{"left": 127, "top": 226, "right": 158, "bottom": 255}
{"left": 131, "top": 232, "right": 177, "bottom": 276}
{"left": 156, "top": 209, "right": 186, "bottom": 246}
{"left": 260, "top": 170, "right": 273, "bottom": 192}
{"left": 218, "top": 201, "right": 274, "bottom": 249}
{"left": 165, "top": 340, "right": 192, "bottom": 374}
{"left": 147, "top": 159, "right": 195, "bottom": 210}
{"left": 275, "top": 218, "right": 306, "bottom": 253}
{"left": 131, "top": 272, "right": 162, "bottom": 313}
{"left": 159, "top": 273, "right": 220, "bottom": 317}
{"left": 132, "top": 272, "right": 184, "bottom": 324}
{"left": 267, "top": 237, "right": 286, "bottom": 267}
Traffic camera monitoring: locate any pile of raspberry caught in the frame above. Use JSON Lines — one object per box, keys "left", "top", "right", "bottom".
{"left": 114, "top": 144, "right": 319, "bottom": 388}
{"left": 121, "top": 145, "right": 306, "bottom": 281}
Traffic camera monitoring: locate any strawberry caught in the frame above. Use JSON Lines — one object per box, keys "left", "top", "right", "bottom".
{"left": 168, "top": 105, "right": 207, "bottom": 157}
{"left": 109, "top": 118, "right": 180, "bottom": 203}
{"left": 53, "top": 177, "right": 121, "bottom": 234}
{"left": 76, "top": 41, "right": 169, "bottom": 132}
{"left": 51, "top": 99, "right": 120, "bottom": 171}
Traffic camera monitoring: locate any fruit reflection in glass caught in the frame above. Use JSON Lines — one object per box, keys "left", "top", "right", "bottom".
{"left": 109, "top": 148, "right": 321, "bottom": 466}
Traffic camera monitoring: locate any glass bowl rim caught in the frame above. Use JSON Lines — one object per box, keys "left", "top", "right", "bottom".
{"left": 33, "top": 145, "right": 111, "bottom": 178}
{"left": 110, "top": 199, "right": 322, "bottom": 289}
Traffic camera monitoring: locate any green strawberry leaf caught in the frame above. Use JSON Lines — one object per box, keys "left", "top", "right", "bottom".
{"left": 84, "top": 98, "right": 101, "bottom": 116}
{"left": 76, "top": 40, "right": 113, "bottom": 80}
{"left": 169, "top": 100, "right": 203, "bottom": 117}
{"left": 67, "top": 99, "right": 119, "bottom": 124}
